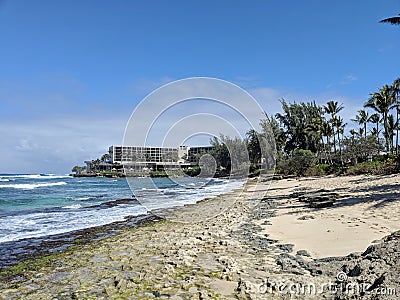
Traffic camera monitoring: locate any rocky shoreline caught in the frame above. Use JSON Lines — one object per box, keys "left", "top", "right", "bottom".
{"left": 0, "top": 176, "right": 399, "bottom": 299}
{"left": 0, "top": 212, "right": 161, "bottom": 270}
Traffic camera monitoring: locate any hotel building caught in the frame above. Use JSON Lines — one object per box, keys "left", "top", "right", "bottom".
{"left": 104, "top": 145, "right": 213, "bottom": 172}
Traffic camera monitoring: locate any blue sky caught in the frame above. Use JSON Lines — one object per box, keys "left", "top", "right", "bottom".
{"left": 0, "top": 0, "right": 399, "bottom": 173}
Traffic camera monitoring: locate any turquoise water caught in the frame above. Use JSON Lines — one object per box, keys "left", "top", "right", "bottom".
{"left": 0, "top": 174, "right": 241, "bottom": 243}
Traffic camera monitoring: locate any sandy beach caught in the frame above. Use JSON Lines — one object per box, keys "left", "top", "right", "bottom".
{"left": 263, "top": 174, "right": 400, "bottom": 258}
{"left": 1, "top": 174, "right": 399, "bottom": 299}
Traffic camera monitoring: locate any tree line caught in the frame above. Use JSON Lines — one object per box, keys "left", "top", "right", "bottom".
{"left": 255, "top": 77, "right": 400, "bottom": 176}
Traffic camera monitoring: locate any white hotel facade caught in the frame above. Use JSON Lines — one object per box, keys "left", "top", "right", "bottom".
{"left": 106, "top": 145, "right": 213, "bottom": 172}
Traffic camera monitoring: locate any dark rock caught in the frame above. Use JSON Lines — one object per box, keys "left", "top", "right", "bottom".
{"left": 309, "top": 200, "right": 334, "bottom": 208}
{"left": 297, "top": 215, "right": 315, "bottom": 220}
{"left": 348, "top": 264, "right": 362, "bottom": 277}
{"left": 276, "top": 244, "right": 294, "bottom": 253}
{"left": 366, "top": 273, "right": 386, "bottom": 292}
{"left": 296, "top": 189, "right": 341, "bottom": 205}
{"left": 276, "top": 253, "right": 307, "bottom": 275}
{"left": 272, "top": 175, "right": 284, "bottom": 180}
{"left": 308, "top": 230, "right": 400, "bottom": 299}
{"left": 261, "top": 220, "right": 271, "bottom": 225}
{"left": 296, "top": 250, "right": 311, "bottom": 257}
{"left": 152, "top": 291, "right": 161, "bottom": 297}
{"left": 362, "top": 244, "right": 376, "bottom": 256}
{"left": 300, "top": 194, "right": 335, "bottom": 203}
{"left": 289, "top": 191, "right": 306, "bottom": 198}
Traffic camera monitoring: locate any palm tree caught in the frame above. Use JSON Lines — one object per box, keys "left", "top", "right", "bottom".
{"left": 349, "top": 129, "right": 357, "bottom": 140}
{"left": 336, "top": 117, "right": 346, "bottom": 149}
{"left": 392, "top": 78, "right": 400, "bottom": 154}
{"left": 91, "top": 159, "right": 101, "bottom": 172}
{"left": 352, "top": 109, "right": 369, "bottom": 139}
{"left": 321, "top": 120, "right": 333, "bottom": 146}
{"left": 387, "top": 115, "right": 398, "bottom": 154}
{"left": 101, "top": 153, "right": 110, "bottom": 162}
{"left": 320, "top": 119, "right": 334, "bottom": 164}
{"left": 380, "top": 14, "right": 400, "bottom": 25}
{"left": 339, "top": 122, "right": 347, "bottom": 147}
{"left": 370, "top": 127, "right": 381, "bottom": 138}
{"left": 365, "top": 85, "right": 396, "bottom": 152}
{"left": 324, "top": 101, "right": 344, "bottom": 154}
{"left": 332, "top": 116, "right": 346, "bottom": 165}
{"left": 368, "top": 113, "right": 381, "bottom": 142}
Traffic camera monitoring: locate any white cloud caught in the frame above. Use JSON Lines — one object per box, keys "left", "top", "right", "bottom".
{"left": 327, "top": 74, "right": 358, "bottom": 88}
{"left": 125, "top": 77, "right": 175, "bottom": 94}
{"left": 0, "top": 115, "right": 128, "bottom": 174}
{"left": 340, "top": 75, "right": 357, "bottom": 85}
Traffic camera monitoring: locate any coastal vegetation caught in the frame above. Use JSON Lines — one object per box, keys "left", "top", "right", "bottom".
{"left": 71, "top": 165, "right": 85, "bottom": 174}
{"left": 266, "top": 77, "right": 400, "bottom": 177}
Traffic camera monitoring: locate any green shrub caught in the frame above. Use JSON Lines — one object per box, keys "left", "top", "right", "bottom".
{"left": 183, "top": 167, "right": 201, "bottom": 177}
{"left": 345, "top": 157, "right": 400, "bottom": 175}
{"left": 276, "top": 159, "right": 291, "bottom": 175}
{"left": 325, "top": 164, "right": 341, "bottom": 175}
{"left": 277, "top": 149, "right": 317, "bottom": 176}
{"left": 304, "top": 165, "right": 324, "bottom": 176}
{"left": 149, "top": 171, "right": 168, "bottom": 177}
{"left": 318, "top": 163, "right": 330, "bottom": 173}
{"left": 346, "top": 161, "right": 382, "bottom": 175}
{"left": 304, "top": 164, "right": 328, "bottom": 176}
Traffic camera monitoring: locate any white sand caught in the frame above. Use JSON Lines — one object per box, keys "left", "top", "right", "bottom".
{"left": 262, "top": 174, "right": 400, "bottom": 258}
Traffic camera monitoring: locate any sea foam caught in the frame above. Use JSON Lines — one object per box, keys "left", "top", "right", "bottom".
{"left": 0, "top": 174, "right": 70, "bottom": 180}
{"left": 0, "top": 182, "right": 67, "bottom": 190}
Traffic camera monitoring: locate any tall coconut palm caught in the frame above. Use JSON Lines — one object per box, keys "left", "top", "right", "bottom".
{"left": 387, "top": 115, "right": 398, "bottom": 153}
{"left": 380, "top": 14, "right": 400, "bottom": 25}
{"left": 324, "top": 101, "right": 344, "bottom": 154}
{"left": 359, "top": 128, "right": 365, "bottom": 138}
{"left": 321, "top": 120, "right": 333, "bottom": 148}
{"left": 332, "top": 116, "right": 346, "bottom": 165}
{"left": 365, "top": 85, "right": 396, "bottom": 152}
{"left": 368, "top": 113, "right": 381, "bottom": 142}
{"left": 91, "top": 159, "right": 101, "bottom": 172}
{"left": 370, "top": 127, "right": 381, "bottom": 138}
{"left": 349, "top": 129, "right": 357, "bottom": 140}
{"left": 352, "top": 109, "right": 369, "bottom": 139}
{"left": 101, "top": 153, "right": 110, "bottom": 162}
{"left": 320, "top": 120, "right": 334, "bottom": 164}
{"left": 335, "top": 117, "right": 346, "bottom": 150}
{"left": 339, "top": 123, "right": 347, "bottom": 147}
{"left": 392, "top": 78, "right": 400, "bottom": 154}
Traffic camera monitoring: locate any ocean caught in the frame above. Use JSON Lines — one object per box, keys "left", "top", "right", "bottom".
{"left": 0, "top": 174, "right": 243, "bottom": 268}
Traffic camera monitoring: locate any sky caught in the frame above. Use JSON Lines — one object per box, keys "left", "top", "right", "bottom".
{"left": 0, "top": 0, "right": 399, "bottom": 174}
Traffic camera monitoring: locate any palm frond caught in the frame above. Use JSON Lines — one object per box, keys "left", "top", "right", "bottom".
{"left": 380, "top": 14, "right": 400, "bottom": 25}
